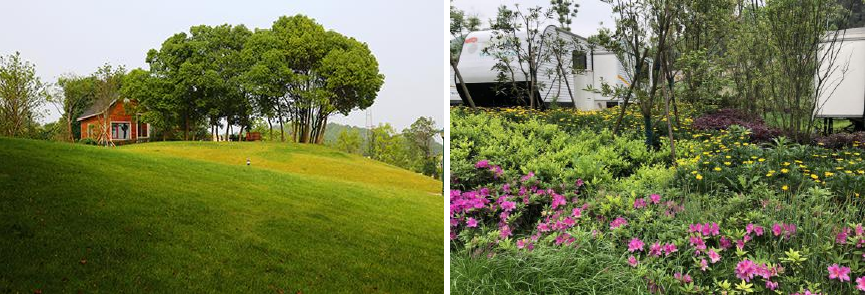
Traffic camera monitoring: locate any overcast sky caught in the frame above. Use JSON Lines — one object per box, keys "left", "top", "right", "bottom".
{"left": 0, "top": 0, "right": 444, "bottom": 132}
{"left": 452, "top": 0, "right": 614, "bottom": 39}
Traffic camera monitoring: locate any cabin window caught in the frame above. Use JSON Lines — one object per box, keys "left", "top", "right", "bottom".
{"left": 111, "top": 122, "right": 130, "bottom": 140}
{"left": 138, "top": 122, "right": 148, "bottom": 138}
{"left": 572, "top": 50, "right": 587, "bottom": 72}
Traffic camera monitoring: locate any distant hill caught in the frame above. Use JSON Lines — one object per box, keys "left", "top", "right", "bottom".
{"left": 323, "top": 123, "right": 443, "bottom": 154}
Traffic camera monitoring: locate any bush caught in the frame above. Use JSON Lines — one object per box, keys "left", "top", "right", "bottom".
{"left": 692, "top": 109, "right": 779, "bottom": 142}
{"left": 77, "top": 138, "right": 98, "bottom": 145}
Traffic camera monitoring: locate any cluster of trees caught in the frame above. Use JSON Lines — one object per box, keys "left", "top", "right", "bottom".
{"left": 330, "top": 117, "right": 443, "bottom": 179}
{"left": 122, "top": 15, "right": 384, "bottom": 143}
{"left": 452, "top": 0, "right": 861, "bottom": 160}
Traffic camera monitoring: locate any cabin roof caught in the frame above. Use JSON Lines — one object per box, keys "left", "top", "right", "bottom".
{"left": 76, "top": 99, "right": 119, "bottom": 122}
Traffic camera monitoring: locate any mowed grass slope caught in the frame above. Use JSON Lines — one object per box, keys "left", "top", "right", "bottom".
{"left": 0, "top": 138, "right": 443, "bottom": 293}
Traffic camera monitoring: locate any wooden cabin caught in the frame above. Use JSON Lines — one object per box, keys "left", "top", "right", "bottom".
{"left": 77, "top": 99, "right": 150, "bottom": 144}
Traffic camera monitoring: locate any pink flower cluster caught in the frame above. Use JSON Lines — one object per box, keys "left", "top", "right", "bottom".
{"left": 475, "top": 160, "right": 504, "bottom": 178}
{"left": 610, "top": 217, "right": 628, "bottom": 230}
{"left": 689, "top": 222, "right": 720, "bottom": 237}
{"left": 734, "top": 259, "right": 781, "bottom": 283}
{"left": 828, "top": 264, "right": 851, "bottom": 282}
{"left": 648, "top": 241, "right": 678, "bottom": 257}
{"left": 771, "top": 223, "right": 797, "bottom": 239}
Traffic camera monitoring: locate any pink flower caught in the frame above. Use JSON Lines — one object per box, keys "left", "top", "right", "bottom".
{"left": 689, "top": 236, "right": 706, "bottom": 251}
{"left": 836, "top": 227, "right": 850, "bottom": 244}
{"left": 772, "top": 223, "right": 783, "bottom": 236}
{"left": 499, "top": 225, "right": 512, "bottom": 239}
{"left": 708, "top": 249, "right": 721, "bottom": 263}
{"left": 784, "top": 223, "right": 797, "bottom": 239}
{"left": 828, "top": 264, "right": 851, "bottom": 282}
{"left": 610, "top": 217, "right": 628, "bottom": 230}
{"left": 571, "top": 207, "right": 582, "bottom": 218}
{"left": 551, "top": 194, "right": 567, "bottom": 210}
{"left": 766, "top": 281, "right": 778, "bottom": 291}
{"left": 719, "top": 236, "right": 732, "bottom": 249}
{"left": 575, "top": 179, "right": 584, "bottom": 187}
{"left": 649, "top": 193, "right": 661, "bottom": 204}
{"left": 649, "top": 242, "right": 663, "bottom": 257}
{"left": 517, "top": 239, "right": 526, "bottom": 249}
{"left": 628, "top": 255, "right": 639, "bottom": 267}
{"left": 500, "top": 201, "right": 516, "bottom": 212}
{"left": 735, "top": 239, "right": 745, "bottom": 250}
{"left": 700, "top": 258, "right": 708, "bottom": 271}
{"left": 703, "top": 222, "right": 720, "bottom": 236}
{"left": 689, "top": 223, "right": 702, "bottom": 233}
{"left": 633, "top": 198, "right": 647, "bottom": 209}
{"left": 466, "top": 218, "right": 478, "bottom": 228}
{"left": 673, "top": 272, "right": 692, "bottom": 283}
{"left": 856, "top": 276, "right": 865, "bottom": 291}
{"left": 628, "top": 238, "right": 644, "bottom": 252}
{"left": 735, "top": 259, "right": 756, "bottom": 282}
{"left": 663, "top": 243, "right": 678, "bottom": 256}
{"left": 475, "top": 160, "right": 489, "bottom": 168}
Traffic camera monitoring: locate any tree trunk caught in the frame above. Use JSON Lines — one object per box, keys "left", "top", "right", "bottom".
{"left": 267, "top": 116, "right": 273, "bottom": 141}
{"left": 451, "top": 59, "right": 476, "bottom": 108}
{"left": 613, "top": 49, "right": 650, "bottom": 135}
{"left": 662, "top": 66, "right": 677, "bottom": 166}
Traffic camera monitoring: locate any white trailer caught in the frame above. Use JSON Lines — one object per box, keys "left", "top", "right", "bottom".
{"left": 816, "top": 27, "right": 865, "bottom": 131}
{"left": 452, "top": 25, "right": 631, "bottom": 110}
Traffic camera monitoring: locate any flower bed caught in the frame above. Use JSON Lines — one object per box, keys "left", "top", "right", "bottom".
{"left": 451, "top": 107, "right": 865, "bottom": 295}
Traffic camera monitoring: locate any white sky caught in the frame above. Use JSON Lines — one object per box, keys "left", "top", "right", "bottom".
{"left": 0, "top": 0, "right": 445, "bottom": 132}
{"left": 451, "top": 0, "right": 615, "bottom": 38}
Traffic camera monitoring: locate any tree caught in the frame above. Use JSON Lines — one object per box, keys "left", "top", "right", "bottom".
{"left": 485, "top": 4, "right": 582, "bottom": 109}
{"left": 52, "top": 74, "right": 96, "bottom": 142}
{"left": 265, "top": 15, "right": 383, "bottom": 144}
{"left": 335, "top": 129, "right": 362, "bottom": 154}
{"left": 450, "top": 3, "right": 481, "bottom": 108}
{"left": 91, "top": 64, "right": 126, "bottom": 146}
{"left": 0, "top": 52, "right": 48, "bottom": 137}
{"left": 403, "top": 117, "right": 441, "bottom": 178}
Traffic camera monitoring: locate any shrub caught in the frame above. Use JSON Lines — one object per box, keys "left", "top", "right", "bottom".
{"left": 692, "top": 109, "right": 779, "bottom": 142}
{"left": 77, "top": 138, "right": 98, "bottom": 145}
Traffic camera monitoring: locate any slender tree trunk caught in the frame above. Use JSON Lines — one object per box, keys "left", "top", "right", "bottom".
{"left": 277, "top": 105, "right": 285, "bottom": 142}
{"left": 267, "top": 116, "right": 273, "bottom": 141}
{"left": 451, "top": 59, "right": 476, "bottom": 108}
{"left": 613, "top": 49, "right": 650, "bottom": 135}
{"left": 662, "top": 64, "right": 677, "bottom": 166}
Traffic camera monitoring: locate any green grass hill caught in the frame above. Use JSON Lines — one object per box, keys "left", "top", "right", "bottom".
{"left": 0, "top": 138, "right": 443, "bottom": 293}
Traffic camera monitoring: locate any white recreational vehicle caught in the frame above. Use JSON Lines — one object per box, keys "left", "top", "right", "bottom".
{"left": 451, "top": 25, "right": 631, "bottom": 110}
{"left": 816, "top": 27, "right": 865, "bottom": 131}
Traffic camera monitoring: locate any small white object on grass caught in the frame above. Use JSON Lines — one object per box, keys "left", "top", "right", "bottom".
{"left": 247, "top": 158, "right": 250, "bottom": 166}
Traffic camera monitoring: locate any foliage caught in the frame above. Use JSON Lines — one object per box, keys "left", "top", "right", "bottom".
{"left": 0, "top": 52, "right": 48, "bottom": 138}
{"left": 451, "top": 106, "right": 865, "bottom": 294}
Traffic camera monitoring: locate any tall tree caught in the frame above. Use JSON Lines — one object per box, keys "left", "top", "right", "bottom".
{"left": 52, "top": 74, "right": 96, "bottom": 142}
{"left": 0, "top": 52, "right": 48, "bottom": 137}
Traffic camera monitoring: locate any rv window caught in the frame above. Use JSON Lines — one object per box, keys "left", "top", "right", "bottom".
{"left": 572, "top": 51, "right": 587, "bottom": 72}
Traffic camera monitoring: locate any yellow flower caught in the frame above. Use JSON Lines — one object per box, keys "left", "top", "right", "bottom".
{"left": 825, "top": 171, "right": 834, "bottom": 177}
{"left": 724, "top": 162, "right": 732, "bottom": 166}
{"left": 696, "top": 174, "right": 703, "bottom": 180}
{"left": 782, "top": 185, "right": 789, "bottom": 191}
{"left": 725, "top": 155, "right": 731, "bottom": 159}
{"left": 714, "top": 167, "right": 722, "bottom": 172}
{"left": 811, "top": 174, "right": 819, "bottom": 180}
{"left": 780, "top": 168, "right": 789, "bottom": 174}
{"left": 758, "top": 158, "right": 765, "bottom": 162}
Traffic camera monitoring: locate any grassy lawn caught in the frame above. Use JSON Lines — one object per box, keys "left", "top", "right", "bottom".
{"left": 0, "top": 138, "right": 443, "bottom": 293}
